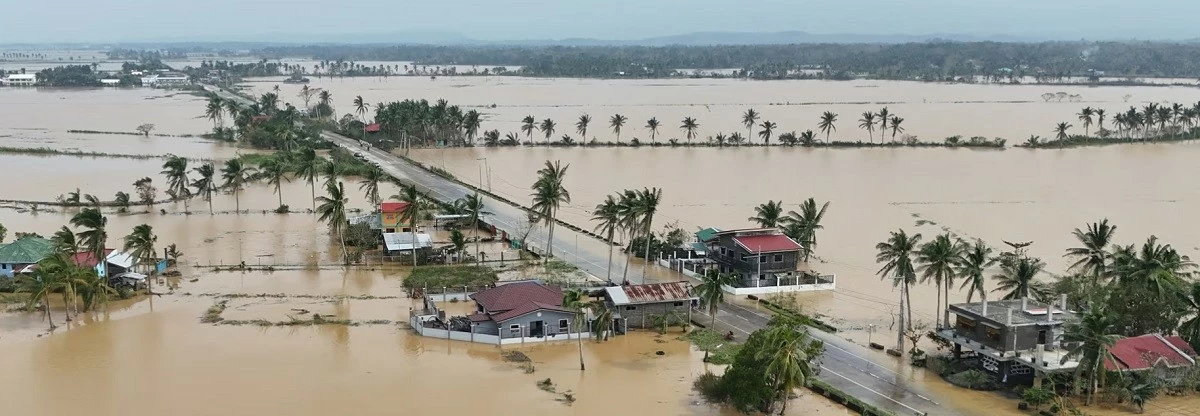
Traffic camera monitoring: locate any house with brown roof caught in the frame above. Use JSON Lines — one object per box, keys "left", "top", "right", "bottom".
{"left": 603, "top": 282, "right": 697, "bottom": 331}
{"left": 466, "top": 281, "right": 583, "bottom": 340}
{"left": 704, "top": 228, "right": 835, "bottom": 294}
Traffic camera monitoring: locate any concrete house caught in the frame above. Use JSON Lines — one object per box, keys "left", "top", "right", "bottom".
{"left": 703, "top": 228, "right": 834, "bottom": 294}
{"left": 380, "top": 202, "right": 411, "bottom": 233}
{"left": 603, "top": 282, "right": 698, "bottom": 332}
{"left": 466, "top": 281, "right": 583, "bottom": 339}
{"left": 0, "top": 236, "right": 54, "bottom": 277}
{"left": 939, "top": 296, "right": 1079, "bottom": 385}
{"left": 1, "top": 73, "right": 37, "bottom": 86}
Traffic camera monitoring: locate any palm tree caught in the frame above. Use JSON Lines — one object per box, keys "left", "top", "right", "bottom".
{"left": 17, "top": 267, "right": 63, "bottom": 330}
{"left": 260, "top": 157, "right": 290, "bottom": 208}
{"left": 680, "top": 117, "right": 700, "bottom": 143}
{"left": 1179, "top": 282, "right": 1200, "bottom": 349}
{"left": 636, "top": 187, "right": 663, "bottom": 280}
{"left": 783, "top": 198, "right": 829, "bottom": 262}
{"left": 589, "top": 300, "right": 613, "bottom": 341}
{"left": 575, "top": 114, "right": 591, "bottom": 141}
{"left": 1060, "top": 306, "right": 1122, "bottom": 405}
{"left": 799, "top": 130, "right": 816, "bottom": 145}
{"left": 76, "top": 269, "right": 116, "bottom": 312}
{"left": 359, "top": 166, "right": 386, "bottom": 208}
{"left": 742, "top": 108, "right": 760, "bottom": 140}
{"left": 539, "top": 118, "right": 556, "bottom": 144}
{"left": 521, "top": 115, "right": 537, "bottom": 143}
{"left": 696, "top": 270, "right": 736, "bottom": 330}
{"left": 993, "top": 256, "right": 1047, "bottom": 300}
{"left": 592, "top": 195, "right": 622, "bottom": 283}
{"left": 70, "top": 208, "right": 108, "bottom": 280}
{"left": 889, "top": 116, "right": 905, "bottom": 142}
{"left": 610, "top": 114, "right": 628, "bottom": 143}
{"left": 617, "top": 189, "right": 641, "bottom": 284}
{"left": 461, "top": 193, "right": 490, "bottom": 265}
{"left": 749, "top": 200, "right": 785, "bottom": 228}
{"left": 956, "top": 239, "right": 997, "bottom": 303}
{"left": 818, "top": 111, "right": 837, "bottom": 142}
{"left": 161, "top": 155, "right": 191, "bottom": 209}
{"left": 122, "top": 224, "right": 157, "bottom": 274}
{"left": 758, "top": 120, "right": 776, "bottom": 145}
{"left": 1095, "top": 108, "right": 1106, "bottom": 132}
{"left": 205, "top": 96, "right": 224, "bottom": 127}
{"left": 917, "top": 234, "right": 963, "bottom": 328}
{"left": 875, "top": 229, "right": 922, "bottom": 352}
{"left": 877, "top": 107, "right": 891, "bottom": 143}
{"left": 392, "top": 185, "right": 423, "bottom": 267}
{"left": 463, "top": 110, "right": 482, "bottom": 145}
{"left": 645, "top": 117, "right": 660, "bottom": 143}
{"left": 1055, "top": 122, "right": 1072, "bottom": 141}
{"left": 1065, "top": 219, "right": 1117, "bottom": 287}
{"left": 530, "top": 161, "right": 570, "bottom": 258}
{"left": 191, "top": 163, "right": 217, "bottom": 214}
{"left": 858, "top": 111, "right": 877, "bottom": 143}
{"left": 1078, "top": 107, "right": 1095, "bottom": 135}
{"left": 315, "top": 181, "right": 350, "bottom": 265}
{"left": 562, "top": 288, "right": 588, "bottom": 371}
{"left": 220, "top": 159, "right": 256, "bottom": 213}
{"left": 294, "top": 148, "right": 321, "bottom": 211}
{"left": 353, "top": 95, "right": 369, "bottom": 123}
{"left": 317, "top": 90, "right": 334, "bottom": 120}
{"left": 1115, "top": 236, "right": 1196, "bottom": 299}
{"left": 758, "top": 322, "right": 822, "bottom": 415}
{"left": 449, "top": 229, "right": 468, "bottom": 263}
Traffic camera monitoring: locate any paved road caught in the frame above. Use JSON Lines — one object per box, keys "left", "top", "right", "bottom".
{"left": 208, "top": 84, "right": 953, "bottom": 415}
{"left": 697, "top": 302, "right": 945, "bottom": 416}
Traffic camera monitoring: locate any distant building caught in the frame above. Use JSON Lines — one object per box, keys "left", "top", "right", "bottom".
{"left": 141, "top": 72, "right": 190, "bottom": 87}
{"left": 100, "top": 78, "right": 121, "bottom": 86}
{"left": 1, "top": 73, "right": 37, "bottom": 86}
{"left": 603, "top": 282, "right": 697, "bottom": 331}
{"left": 704, "top": 228, "right": 835, "bottom": 294}
{"left": 0, "top": 236, "right": 54, "bottom": 277}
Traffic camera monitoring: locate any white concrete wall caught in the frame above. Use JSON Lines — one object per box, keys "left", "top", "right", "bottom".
{"left": 409, "top": 314, "right": 589, "bottom": 345}
{"left": 720, "top": 282, "right": 836, "bottom": 295}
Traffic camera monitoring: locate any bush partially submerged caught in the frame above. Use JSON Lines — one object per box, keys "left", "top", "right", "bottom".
{"left": 403, "top": 265, "right": 498, "bottom": 290}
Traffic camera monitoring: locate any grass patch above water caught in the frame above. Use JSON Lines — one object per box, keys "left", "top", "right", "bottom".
{"left": 403, "top": 265, "right": 499, "bottom": 290}
{"left": 683, "top": 329, "right": 743, "bottom": 365}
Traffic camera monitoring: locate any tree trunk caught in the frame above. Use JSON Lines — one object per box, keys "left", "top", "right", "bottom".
{"left": 234, "top": 190, "right": 240, "bottom": 213}
{"left": 897, "top": 283, "right": 906, "bottom": 353}
{"left": 410, "top": 220, "right": 418, "bottom": 268}
{"left": 339, "top": 226, "right": 349, "bottom": 265}
{"left": 943, "top": 280, "right": 951, "bottom": 330}
{"left": 310, "top": 179, "right": 316, "bottom": 211}
{"left": 605, "top": 229, "right": 614, "bottom": 283}
{"left": 621, "top": 228, "right": 636, "bottom": 284}
{"left": 904, "top": 282, "right": 913, "bottom": 330}
{"left": 208, "top": 198, "right": 214, "bottom": 215}
{"left": 474, "top": 217, "right": 481, "bottom": 266}
{"left": 62, "top": 288, "right": 72, "bottom": 322}
{"left": 546, "top": 208, "right": 556, "bottom": 260}
{"left": 710, "top": 305, "right": 717, "bottom": 330}
{"left": 577, "top": 316, "right": 586, "bottom": 371}
{"left": 278, "top": 188, "right": 283, "bottom": 207}
{"left": 934, "top": 281, "right": 942, "bottom": 329}
{"left": 641, "top": 218, "right": 653, "bottom": 283}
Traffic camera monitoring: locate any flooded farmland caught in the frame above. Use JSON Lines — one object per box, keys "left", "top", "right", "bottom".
{"left": 2, "top": 78, "right": 1199, "bottom": 415}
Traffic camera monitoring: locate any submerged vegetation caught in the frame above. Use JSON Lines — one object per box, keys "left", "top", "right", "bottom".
{"left": 402, "top": 265, "right": 499, "bottom": 290}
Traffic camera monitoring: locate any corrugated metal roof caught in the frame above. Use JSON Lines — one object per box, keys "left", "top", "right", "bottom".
{"left": 0, "top": 236, "right": 54, "bottom": 264}
{"left": 383, "top": 233, "right": 432, "bottom": 251}
{"left": 608, "top": 282, "right": 695, "bottom": 305}
{"left": 604, "top": 286, "right": 630, "bottom": 305}
{"left": 696, "top": 227, "right": 721, "bottom": 242}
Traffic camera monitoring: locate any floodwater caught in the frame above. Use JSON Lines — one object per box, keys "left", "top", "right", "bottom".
{"left": 0, "top": 87, "right": 213, "bottom": 135}
{"left": 249, "top": 75, "right": 1200, "bottom": 143}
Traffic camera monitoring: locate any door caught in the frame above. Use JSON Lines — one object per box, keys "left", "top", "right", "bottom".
{"left": 530, "top": 321, "right": 545, "bottom": 338}
{"left": 1037, "top": 330, "right": 1047, "bottom": 346}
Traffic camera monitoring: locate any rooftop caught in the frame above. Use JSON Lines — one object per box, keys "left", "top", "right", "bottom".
{"left": 471, "top": 281, "right": 563, "bottom": 313}
{"left": 695, "top": 227, "right": 721, "bottom": 243}
{"left": 950, "top": 298, "right": 1078, "bottom": 326}
{"left": 381, "top": 202, "right": 409, "bottom": 213}
{"left": 605, "top": 282, "right": 696, "bottom": 306}
{"left": 1106, "top": 334, "right": 1197, "bottom": 371}
{"left": 383, "top": 232, "right": 432, "bottom": 251}
{"left": 364, "top": 123, "right": 381, "bottom": 133}
{"left": 0, "top": 236, "right": 55, "bottom": 264}
{"left": 71, "top": 249, "right": 116, "bottom": 268}
{"left": 733, "top": 234, "right": 802, "bottom": 254}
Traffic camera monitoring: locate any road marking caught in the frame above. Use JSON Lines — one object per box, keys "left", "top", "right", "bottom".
{"left": 820, "top": 366, "right": 928, "bottom": 416}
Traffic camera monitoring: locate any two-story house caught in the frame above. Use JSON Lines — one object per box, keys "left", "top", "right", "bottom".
{"left": 705, "top": 228, "right": 807, "bottom": 288}
{"left": 938, "top": 295, "right": 1079, "bottom": 385}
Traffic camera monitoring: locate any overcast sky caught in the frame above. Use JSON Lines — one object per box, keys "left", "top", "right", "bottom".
{"left": 3, "top": 0, "right": 1197, "bottom": 43}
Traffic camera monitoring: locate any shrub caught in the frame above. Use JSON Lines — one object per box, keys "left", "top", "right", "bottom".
{"left": 403, "top": 265, "right": 498, "bottom": 290}
{"left": 947, "top": 369, "right": 999, "bottom": 391}
{"left": 1022, "top": 386, "right": 1056, "bottom": 410}
{"left": 692, "top": 371, "right": 725, "bottom": 402}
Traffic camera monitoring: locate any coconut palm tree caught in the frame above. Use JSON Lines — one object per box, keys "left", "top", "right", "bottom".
{"left": 758, "top": 322, "right": 822, "bottom": 415}
{"left": 1114, "top": 236, "right": 1196, "bottom": 299}
{"left": 818, "top": 111, "right": 837, "bottom": 142}
{"left": 76, "top": 269, "right": 116, "bottom": 312}
{"left": 293, "top": 148, "right": 321, "bottom": 210}
{"left": 1179, "top": 282, "right": 1200, "bottom": 349}
{"left": 917, "top": 233, "right": 963, "bottom": 328}
{"left": 875, "top": 229, "right": 922, "bottom": 353}
{"left": 70, "top": 208, "right": 108, "bottom": 280}
{"left": 758, "top": 120, "right": 776, "bottom": 145}
{"left": 617, "top": 189, "right": 641, "bottom": 284}
{"left": 636, "top": 187, "right": 663, "bottom": 280}
{"left": 17, "top": 266, "right": 64, "bottom": 330}
{"left": 1065, "top": 219, "right": 1117, "bottom": 287}
{"left": 317, "top": 90, "right": 334, "bottom": 120}
{"left": 122, "top": 224, "right": 157, "bottom": 274}
{"left": 610, "top": 114, "right": 628, "bottom": 143}
{"left": 161, "top": 155, "right": 191, "bottom": 209}
{"left": 191, "top": 163, "right": 217, "bottom": 214}
{"left": 449, "top": 229, "right": 468, "bottom": 263}
{"left": 1095, "top": 108, "right": 1106, "bottom": 132}
{"left": 889, "top": 116, "right": 905, "bottom": 142}
{"left": 590, "top": 300, "right": 614, "bottom": 341}
{"left": 562, "top": 288, "right": 588, "bottom": 371}
{"left": 539, "top": 118, "right": 556, "bottom": 144}
{"left": 749, "top": 200, "right": 785, "bottom": 228}
{"left": 858, "top": 111, "right": 877, "bottom": 143}
{"left": 315, "top": 181, "right": 350, "bottom": 265}
{"left": 392, "top": 185, "right": 423, "bottom": 267}
{"left": 575, "top": 114, "right": 591, "bottom": 141}
{"left": 359, "top": 166, "right": 386, "bottom": 208}
{"left": 1078, "top": 107, "right": 1095, "bottom": 135}
{"left": 993, "top": 256, "right": 1048, "bottom": 300}
{"left": 530, "top": 161, "right": 570, "bottom": 258}
{"left": 592, "top": 195, "right": 622, "bottom": 283}
{"left": 205, "top": 96, "right": 224, "bottom": 127}
{"left": 461, "top": 193, "right": 490, "bottom": 265}
{"left": 877, "top": 107, "right": 891, "bottom": 143}
{"left": 260, "top": 157, "right": 290, "bottom": 208}
{"left": 783, "top": 198, "right": 829, "bottom": 262}
{"left": 956, "top": 239, "right": 996, "bottom": 303}
{"left": 680, "top": 117, "right": 700, "bottom": 143}
{"left": 742, "top": 108, "right": 760, "bottom": 140}
{"left": 1060, "top": 306, "right": 1122, "bottom": 405}
{"left": 696, "top": 270, "right": 736, "bottom": 330}
{"left": 645, "top": 117, "right": 660, "bottom": 143}
{"left": 353, "top": 95, "right": 369, "bottom": 123}
{"left": 220, "top": 159, "right": 256, "bottom": 213}
{"left": 463, "top": 110, "right": 482, "bottom": 145}
{"left": 521, "top": 115, "right": 537, "bottom": 143}
{"left": 1054, "top": 122, "right": 1072, "bottom": 141}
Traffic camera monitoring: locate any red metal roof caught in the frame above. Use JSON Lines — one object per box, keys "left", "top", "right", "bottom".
{"left": 490, "top": 301, "right": 574, "bottom": 322}
{"left": 381, "top": 202, "right": 409, "bottom": 213}
{"left": 1105, "top": 334, "right": 1197, "bottom": 371}
{"left": 618, "top": 282, "right": 695, "bottom": 304}
{"left": 470, "top": 281, "right": 563, "bottom": 314}
{"left": 733, "top": 234, "right": 802, "bottom": 253}
{"left": 71, "top": 249, "right": 115, "bottom": 268}
{"left": 364, "top": 123, "right": 381, "bottom": 133}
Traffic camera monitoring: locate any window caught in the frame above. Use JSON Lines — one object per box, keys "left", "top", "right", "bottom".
{"left": 672, "top": 301, "right": 684, "bottom": 307}
{"left": 720, "top": 247, "right": 727, "bottom": 255}
{"left": 773, "top": 254, "right": 783, "bottom": 262}
{"left": 956, "top": 317, "right": 976, "bottom": 332}
{"left": 759, "top": 255, "right": 767, "bottom": 263}
{"left": 981, "top": 356, "right": 999, "bottom": 373}
{"left": 985, "top": 327, "right": 1001, "bottom": 342}
{"left": 1010, "top": 364, "right": 1032, "bottom": 375}
{"left": 759, "top": 274, "right": 766, "bottom": 280}
{"left": 625, "top": 306, "right": 637, "bottom": 311}
{"left": 558, "top": 319, "right": 569, "bottom": 331}
{"left": 509, "top": 324, "right": 521, "bottom": 336}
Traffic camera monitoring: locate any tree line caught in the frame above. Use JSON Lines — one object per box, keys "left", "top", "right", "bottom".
{"left": 1031, "top": 102, "right": 1200, "bottom": 147}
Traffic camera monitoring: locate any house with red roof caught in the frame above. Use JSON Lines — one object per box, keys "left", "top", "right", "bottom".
{"left": 704, "top": 228, "right": 835, "bottom": 293}
{"left": 1105, "top": 334, "right": 1197, "bottom": 385}
{"left": 466, "top": 281, "right": 583, "bottom": 339}
{"left": 380, "top": 201, "right": 411, "bottom": 233}
{"left": 364, "top": 123, "right": 381, "bottom": 133}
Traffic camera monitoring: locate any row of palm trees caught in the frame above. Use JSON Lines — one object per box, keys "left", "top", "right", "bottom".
{"left": 1053, "top": 102, "right": 1200, "bottom": 142}
{"left": 371, "top": 98, "right": 482, "bottom": 147}
{"left": 589, "top": 187, "right": 663, "bottom": 284}
{"left": 16, "top": 209, "right": 159, "bottom": 330}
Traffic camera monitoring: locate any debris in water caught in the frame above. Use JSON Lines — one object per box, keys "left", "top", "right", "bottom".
{"left": 655, "top": 351, "right": 665, "bottom": 356}
{"left": 502, "top": 351, "right": 531, "bottom": 362}
{"left": 536, "top": 378, "right": 556, "bottom": 393}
